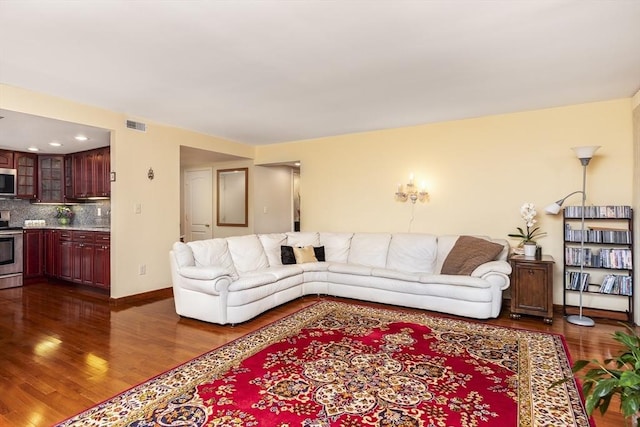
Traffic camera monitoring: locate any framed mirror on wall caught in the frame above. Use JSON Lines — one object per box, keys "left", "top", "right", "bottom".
{"left": 217, "top": 167, "right": 248, "bottom": 227}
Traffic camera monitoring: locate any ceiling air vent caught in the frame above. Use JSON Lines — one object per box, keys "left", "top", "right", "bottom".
{"left": 126, "top": 120, "right": 147, "bottom": 132}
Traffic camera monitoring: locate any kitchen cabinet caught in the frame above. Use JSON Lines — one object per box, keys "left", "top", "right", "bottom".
{"left": 27, "top": 228, "right": 110, "bottom": 289}
{"left": 70, "top": 147, "right": 110, "bottom": 199}
{"left": 44, "top": 229, "right": 60, "bottom": 277}
{"left": 93, "top": 233, "right": 110, "bottom": 288}
{"left": 0, "top": 150, "right": 15, "bottom": 168}
{"left": 58, "top": 230, "right": 74, "bottom": 281}
{"left": 71, "top": 231, "right": 95, "bottom": 285}
{"left": 15, "top": 152, "right": 38, "bottom": 199}
{"left": 93, "top": 148, "right": 110, "bottom": 197}
{"left": 37, "top": 155, "right": 64, "bottom": 202}
{"left": 23, "top": 229, "right": 44, "bottom": 281}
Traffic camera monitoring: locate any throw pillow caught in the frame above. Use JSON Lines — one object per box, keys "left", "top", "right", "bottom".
{"left": 313, "top": 246, "right": 326, "bottom": 262}
{"left": 293, "top": 245, "right": 318, "bottom": 263}
{"left": 441, "top": 236, "right": 504, "bottom": 275}
{"left": 281, "top": 245, "right": 296, "bottom": 265}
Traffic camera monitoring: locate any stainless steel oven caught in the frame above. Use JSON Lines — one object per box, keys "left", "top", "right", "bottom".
{"left": 0, "top": 228, "right": 23, "bottom": 290}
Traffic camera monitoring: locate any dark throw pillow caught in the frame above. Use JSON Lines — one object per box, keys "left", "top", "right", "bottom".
{"left": 281, "top": 245, "right": 296, "bottom": 265}
{"left": 441, "top": 236, "right": 504, "bottom": 275}
{"left": 313, "top": 246, "right": 325, "bottom": 262}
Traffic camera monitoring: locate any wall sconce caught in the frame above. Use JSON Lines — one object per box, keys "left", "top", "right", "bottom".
{"left": 147, "top": 167, "right": 154, "bottom": 180}
{"left": 395, "top": 174, "right": 428, "bottom": 204}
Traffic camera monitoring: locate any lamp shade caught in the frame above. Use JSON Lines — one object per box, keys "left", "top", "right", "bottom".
{"left": 544, "top": 202, "right": 562, "bottom": 215}
{"left": 571, "top": 145, "right": 600, "bottom": 159}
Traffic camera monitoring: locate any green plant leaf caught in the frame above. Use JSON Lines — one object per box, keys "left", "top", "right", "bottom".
{"left": 621, "top": 395, "right": 640, "bottom": 418}
{"left": 592, "top": 378, "right": 619, "bottom": 398}
{"left": 619, "top": 371, "right": 640, "bottom": 388}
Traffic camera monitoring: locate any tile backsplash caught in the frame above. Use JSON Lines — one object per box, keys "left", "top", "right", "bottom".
{"left": 0, "top": 199, "right": 111, "bottom": 228}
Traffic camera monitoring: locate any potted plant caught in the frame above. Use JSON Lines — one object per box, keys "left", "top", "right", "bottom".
{"left": 508, "top": 202, "right": 546, "bottom": 256}
{"left": 55, "top": 205, "right": 74, "bottom": 225}
{"left": 555, "top": 323, "right": 640, "bottom": 426}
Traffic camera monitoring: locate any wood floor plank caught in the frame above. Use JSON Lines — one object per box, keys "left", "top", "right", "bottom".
{"left": 0, "top": 282, "right": 633, "bottom": 426}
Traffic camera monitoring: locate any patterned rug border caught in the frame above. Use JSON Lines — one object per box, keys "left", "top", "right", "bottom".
{"left": 55, "top": 301, "right": 593, "bottom": 426}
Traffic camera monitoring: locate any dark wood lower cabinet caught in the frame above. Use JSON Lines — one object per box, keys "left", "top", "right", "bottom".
{"left": 58, "top": 237, "right": 74, "bottom": 282}
{"left": 23, "top": 229, "right": 44, "bottom": 281}
{"left": 37, "top": 228, "right": 109, "bottom": 289}
{"left": 93, "top": 234, "right": 110, "bottom": 289}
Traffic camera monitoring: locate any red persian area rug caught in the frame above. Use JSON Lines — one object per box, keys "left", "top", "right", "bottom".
{"left": 55, "top": 301, "right": 592, "bottom": 426}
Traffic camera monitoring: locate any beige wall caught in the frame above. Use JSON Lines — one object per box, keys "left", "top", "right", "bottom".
{"left": 2, "top": 84, "right": 636, "bottom": 321}
{"left": 256, "top": 98, "right": 635, "bottom": 318}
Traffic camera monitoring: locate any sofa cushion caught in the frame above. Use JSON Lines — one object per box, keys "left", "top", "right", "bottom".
{"left": 371, "top": 268, "right": 421, "bottom": 282}
{"left": 440, "top": 235, "right": 505, "bottom": 275}
{"left": 227, "top": 235, "right": 269, "bottom": 275}
{"left": 293, "top": 246, "right": 317, "bottom": 263}
{"left": 258, "top": 233, "right": 287, "bottom": 266}
{"left": 263, "top": 265, "right": 303, "bottom": 280}
{"left": 319, "top": 232, "right": 353, "bottom": 263}
{"left": 347, "top": 233, "right": 392, "bottom": 268}
{"left": 386, "top": 233, "right": 437, "bottom": 273}
{"left": 286, "top": 232, "right": 320, "bottom": 247}
{"left": 329, "top": 263, "right": 373, "bottom": 276}
{"left": 172, "top": 242, "right": 195, "bottom": 268}
{"left": 187, "top": 238, "right": 238, "bottom": 280}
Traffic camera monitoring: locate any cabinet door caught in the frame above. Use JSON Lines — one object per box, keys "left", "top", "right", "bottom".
{"left": 38, "top": 155, "right": 64, "bottom": 203}
{"left": 23, "top": 229, "right": 43, "bottom": 279}
{"left": 79, "top": 243, "right": 95, "bottom": 285}
{"left": 94, "top": 243, "right": 110, "bottom": 288}
{"left": 72, "top": 152, "right": 94, "bottom": 198}
{"left": 44, "top": 229, "right": 60, "bottom": 277}
{"left": 15, "top": 152, "right": 38, "bottom": 199}
{"left": 59, "top": 239, "right": 73, "bottom": 281}
{"left": 93, "top": 148, "right": 110, "bottom": 197}
{"left": 0, "top": 150, "right": 14, "bottom": 168}
{"left": 512, "top": 262, "right": 552, "bottom": 316}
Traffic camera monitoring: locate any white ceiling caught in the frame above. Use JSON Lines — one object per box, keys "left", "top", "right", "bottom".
{"left": 0, "top": 109, "right": 110, "bottom": 154}
{"left": 1, "top": 1, "right": 639, "bottom": 147}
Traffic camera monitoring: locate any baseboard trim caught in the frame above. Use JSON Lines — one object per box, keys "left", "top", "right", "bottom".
{"left": 109, "top": 287, "right": 174, "bottom": 307}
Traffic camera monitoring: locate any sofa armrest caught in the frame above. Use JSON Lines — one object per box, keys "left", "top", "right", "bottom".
{"left": 471, "top": 260, "right": 512, "bottom": 290}
{"left": 178, "top": 266, "right": 232, "bottom": 294}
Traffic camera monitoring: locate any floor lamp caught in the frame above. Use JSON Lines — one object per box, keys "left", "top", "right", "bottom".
{"left": 545, "top": 145, "right": 600, "bottom": 327}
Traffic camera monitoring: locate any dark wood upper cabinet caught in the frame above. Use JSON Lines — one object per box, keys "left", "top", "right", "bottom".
{"left": 69, "top": 147, "right": 110, "bottom": 199}
{"left": 15, "top": 152, "right": 38, "bottom": 199}
{"left": 0, "top": 148, "right": 109, "bottom": 201}
{"left": 37, "top": 155, "right": 64, "bottom": 203}
{"left": 0, "top": 150, "right": 15, "bottom": 169}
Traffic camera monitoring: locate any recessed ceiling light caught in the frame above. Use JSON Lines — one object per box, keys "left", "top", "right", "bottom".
{"left": 49, "top": 142, "right": 63, "bottom": 147}
{"left": 75, "top": 135, "right": 89, "bottom": 141}
{"left": 27, "top": 147, "right": 40, "bottom": 152}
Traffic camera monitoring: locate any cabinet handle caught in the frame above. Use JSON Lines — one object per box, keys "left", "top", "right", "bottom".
{"left": 528, "top": 269, "right": 535, "bottom": 275}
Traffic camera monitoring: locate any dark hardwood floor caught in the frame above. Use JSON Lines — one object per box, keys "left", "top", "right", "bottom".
{"left": 0, "top": 282, "right": 633, "bottom": 426}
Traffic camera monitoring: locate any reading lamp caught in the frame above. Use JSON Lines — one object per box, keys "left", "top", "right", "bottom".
{"left": 545, "top": 145, "right": 600, "bottom": 327}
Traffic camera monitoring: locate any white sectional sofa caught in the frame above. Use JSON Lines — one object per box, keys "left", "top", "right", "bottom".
{"left": 169, "top": 232, "right": 512, "bottom": 325}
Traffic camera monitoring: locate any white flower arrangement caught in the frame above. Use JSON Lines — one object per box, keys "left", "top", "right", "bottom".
{"left": 508, "top": 203, "right": 547, "bottom": 246}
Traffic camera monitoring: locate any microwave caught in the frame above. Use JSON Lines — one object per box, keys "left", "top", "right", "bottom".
{"left": 0, "top": 168, "right": 17, "bottom": 197}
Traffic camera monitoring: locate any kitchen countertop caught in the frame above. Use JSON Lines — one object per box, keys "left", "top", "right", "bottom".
{"left": 23, "top": 226, "right": 111, "bottom": 232}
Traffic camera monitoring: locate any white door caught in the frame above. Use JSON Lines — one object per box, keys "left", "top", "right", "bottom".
{"left": 184, "top": 168, "right": 213, "bottom": 242}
